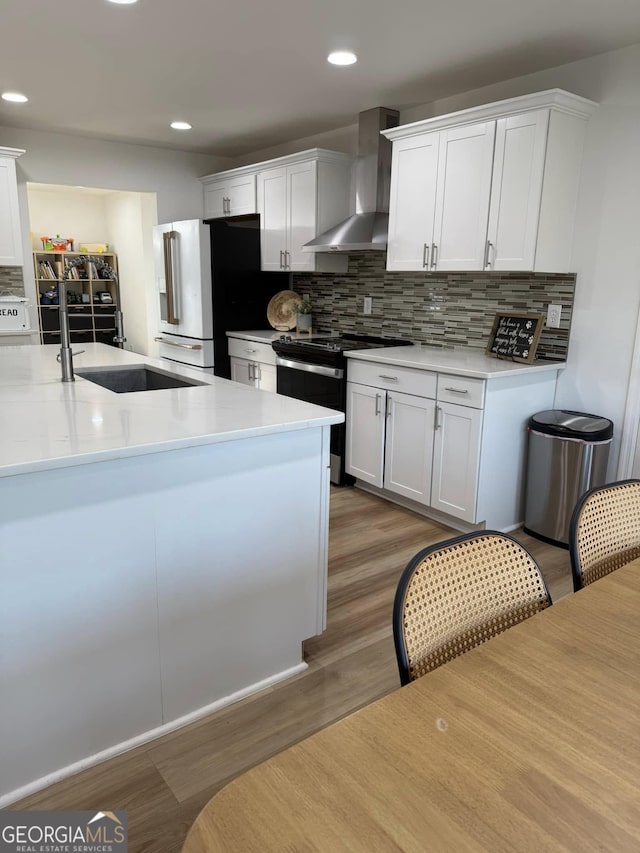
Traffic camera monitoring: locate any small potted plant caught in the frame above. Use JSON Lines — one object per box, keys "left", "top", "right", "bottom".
{"left": 294, "top": 297, "right": 313, "bottom": 332}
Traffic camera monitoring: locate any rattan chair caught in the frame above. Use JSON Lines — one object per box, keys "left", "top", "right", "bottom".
{"left": 569, "top": 479, "right": 640, "bottom": 592}
{"left": 393, "top": 531, "right": 552, "bottom": 685}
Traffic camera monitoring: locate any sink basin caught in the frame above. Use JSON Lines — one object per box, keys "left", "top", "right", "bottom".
{"left": 76, "top": 365, "right": 206, "bottom": 393}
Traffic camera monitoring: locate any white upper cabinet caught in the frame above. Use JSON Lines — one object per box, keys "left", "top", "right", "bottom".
{"left": 201, "top": 171, "right": 257, "bottom": 219}
{"left": 202, "top": 149, "right": 352, "bottom": 274}
{"left": 384, "top": 90, "right": 597, "bottom": 273}
{"left": 256, "top": 149, "right": 352, "bottom": 273}
{"left": 0, "top": 148, "right": 25, "bottom": 267}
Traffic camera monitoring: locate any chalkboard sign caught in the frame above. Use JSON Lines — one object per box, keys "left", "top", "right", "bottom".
{"left": 486, "top": 312, "right": 543, "bottom": 363}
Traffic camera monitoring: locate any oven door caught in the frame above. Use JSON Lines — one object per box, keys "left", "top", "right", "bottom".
{"left": 276, "top": 356, "right": 346, "bottom": 485}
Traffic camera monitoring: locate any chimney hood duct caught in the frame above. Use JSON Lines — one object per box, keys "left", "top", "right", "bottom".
{"left": 302, "top": 106, "right": 400, "bottom": 253}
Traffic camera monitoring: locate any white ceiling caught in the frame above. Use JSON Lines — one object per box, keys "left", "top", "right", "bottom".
{"left": 2, "top": 0, "right": 640, "bottom": 157}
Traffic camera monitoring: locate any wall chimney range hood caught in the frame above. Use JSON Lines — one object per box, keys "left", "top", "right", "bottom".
{"left": 302, "top": 106, "right": 400, "bottom": 253}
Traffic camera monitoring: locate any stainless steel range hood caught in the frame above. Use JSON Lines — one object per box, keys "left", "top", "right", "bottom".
{"left": 302, "top": 106, "right": 400, "bottom": 253}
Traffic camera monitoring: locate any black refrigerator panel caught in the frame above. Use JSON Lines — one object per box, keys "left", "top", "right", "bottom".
{"left": 208, "top": 216, "right": 289, "bottom": 379}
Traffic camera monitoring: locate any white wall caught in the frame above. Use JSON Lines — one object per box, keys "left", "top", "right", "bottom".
{"left": 27, "top": 186, "right": 110, "bottom": 249}
{"left": 236, "top": 43, "right": 640, "bottom": 477}
{"left": 104, "top": 192, "right": 157, "bottom": 356}
{"left": 0, "top": 126, "right": 228, "bottom": 223}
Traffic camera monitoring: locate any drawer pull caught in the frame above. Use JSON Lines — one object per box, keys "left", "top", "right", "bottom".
{"left": 375, "top": 393, "right": 382, "bottom": 416}
{"left": 378, "top": 374, "right": 399, "bottom": 382}
{"left": 444, "top": 387, "right": 469, "bottom": 394}
{"left": 245, "top": 348, "right": 257, "bottom": 354}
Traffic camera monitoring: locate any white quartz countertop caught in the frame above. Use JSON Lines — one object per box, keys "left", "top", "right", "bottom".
{"left": 0, "top": 344, "right": 343, "bottom": 478}
{"left": 345, "top": 345, "right": 565, "bottom": 379}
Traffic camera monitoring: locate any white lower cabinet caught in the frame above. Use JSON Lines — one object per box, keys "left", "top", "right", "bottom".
{"left": 346, "top": 362, "right": 439, "bottom": 508}
{"left": 228, "top": 335, "right": 277, "bottom": 392}
{"left": 346, "top": 376, "right": 473, "bottom": 516}
{"left": 346, "top": 355, "right": 561, "bottom": 530}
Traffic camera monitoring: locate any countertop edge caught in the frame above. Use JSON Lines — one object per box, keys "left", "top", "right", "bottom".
{"left": 345, "top": 348, "right": 566, "bottom": 379}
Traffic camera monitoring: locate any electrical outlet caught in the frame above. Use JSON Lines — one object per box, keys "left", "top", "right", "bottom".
{"left": 363, "top": 296, "right": 372, "bottom": 315}
{"left": 546, "top": 304, "right": 562, "bottom": 329}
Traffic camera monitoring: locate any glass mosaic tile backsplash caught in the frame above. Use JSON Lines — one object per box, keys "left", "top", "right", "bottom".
{"left": 293, "top": 252, "right": 575, "bottom": 361}
{"left": 0, "top": 266, "right": 25, "bottom": 297}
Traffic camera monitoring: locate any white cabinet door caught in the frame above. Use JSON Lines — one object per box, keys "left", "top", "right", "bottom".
{"left": 256, "top": 362, "right": 277, "bottom": 392}
{"left": 258, "top": 166, "right": 288, "bottom": 271}
{"left": 345, "top": 382, "right": 385, "bottom": 487}
{"left": 386, "top": 133, "right": 440, "bottom": 271}
{"left": 384, "top": 391, "right": 436, "bottom": 505}
{"left": 486, "top": 111, "right": 549, "bottom": 271}
{"left": 204, "top": 175, "right": 257, "bottom": 219}
{"left": 230, "top": 356, "right": 257, "bottom": 387}
{"left": 287, "top": 160, "right": 317, "bottom": 271}
{"left": 0, "top": 155, "right": 23, "bottom": 266}
{"left": 228, "top": 174, "right": 257, "bottom": 216}
{"left": 431, "top": 401, "right": 483, "bottom": 522}
{"left": 203, "top": 181, "right": 227, "bottom": 219}
{"left": 432, "top": 122, "right": 496, "bottom": 271}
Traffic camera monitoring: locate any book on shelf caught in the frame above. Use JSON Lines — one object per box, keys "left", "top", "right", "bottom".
{"left": 39, "top": 261, "right": 57, "bottom": 279}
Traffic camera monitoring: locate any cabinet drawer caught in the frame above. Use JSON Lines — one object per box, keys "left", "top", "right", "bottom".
{"left": 437, "top": 374, "right": 485, "bottom": 408}
{"left": 228, "top": 337, "right": 276, "bottom": 366}
{"left": 348, "top": 359, "right": 437, "bottom": 398}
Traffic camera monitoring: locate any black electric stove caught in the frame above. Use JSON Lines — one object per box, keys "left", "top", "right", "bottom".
{"left": 271, "top": 333, "right": 410, "bottom": 366}
{"left": 272, "top": 333, "right": 412, "bottom": 485}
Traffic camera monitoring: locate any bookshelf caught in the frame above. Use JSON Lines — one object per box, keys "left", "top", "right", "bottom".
{"left": 33, "top": 251, "right": 122, "bottom": 347}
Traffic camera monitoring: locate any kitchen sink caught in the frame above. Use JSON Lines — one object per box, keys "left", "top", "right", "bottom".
{"left": 75, "top": 365, "right": 206, "bottom": 393}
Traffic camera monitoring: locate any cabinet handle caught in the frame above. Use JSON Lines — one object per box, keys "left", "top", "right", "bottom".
{"left": 245, "top": 348, "right": 257, "bottom": 354}
{"left": 386, "top": 396, "right": 393, "bottom": 419}
{"left": 284, "top": 250, "right": 290, "bottom": 269}
{"left": 430, "top": 243, "right": 438, "bottom": 270}
{"left": 225, "top": 197, "right": 231, "bottom": 215}
{"left": 279, "top": 250, "right": 284, "bottom": 269}
{"left": 434, "top": 405, "right": 441, "bottom": 430}
{"left": 248, "top": 363, "right": 253, "bottom": 380}
{"left": 255, "top": 364, "right": 261, "bottom": 381}
{"left": 378, "top": 374, "right": 399, "bottom": 382}
{"left": 483, "top": 240, "right": 494, "bottom": 269}
{"left": 154, "top": 337, "right": 202, "bottom": 350}
{"left": 422, "top": 242, "right": 430, "bottom": 269}
{"left": 444, "top": 387, "right": 469, "bottom": 394}
{"left": 374, "top": 393, "right": 382, "bottom": 416}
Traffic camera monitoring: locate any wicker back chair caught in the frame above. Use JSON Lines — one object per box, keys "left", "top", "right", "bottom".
{"left": 393, "top": 531, "right": 552, "bottom": 685}
{"left": 569, "top": 479, "right": 640, "bottom": 592}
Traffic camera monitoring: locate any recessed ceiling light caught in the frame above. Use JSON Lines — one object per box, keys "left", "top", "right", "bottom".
{"left": 106, "top": 0, "right": 139, "bottom": 4}
{"left": 327, "top": 51, "right": 357, "bottom": 66}
{"left": 2, "top": 92, "right": 28, "bottom": 103}
{"left": 170, "top": 121, "right": 192, "bottom": 130}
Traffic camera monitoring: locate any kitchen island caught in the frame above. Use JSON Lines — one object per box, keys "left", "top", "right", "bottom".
{"left": 0, "top": 344, "right": 342, "bottom": 805}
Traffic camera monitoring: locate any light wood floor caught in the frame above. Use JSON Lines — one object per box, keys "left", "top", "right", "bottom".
{"left": 12, "top": 487, "right": 571, "bottom": 852}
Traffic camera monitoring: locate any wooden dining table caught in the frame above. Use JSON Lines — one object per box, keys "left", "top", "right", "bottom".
{"left": 183, "top": 560, "right": 640, "bottom": 852}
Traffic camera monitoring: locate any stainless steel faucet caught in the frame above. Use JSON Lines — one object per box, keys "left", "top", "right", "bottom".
{"left": 58, "top": 278, "right": 75, "bottom": 382}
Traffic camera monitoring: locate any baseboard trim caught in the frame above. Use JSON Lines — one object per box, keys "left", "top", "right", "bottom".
{"left": 354, "top": 481, "right": 483, "bottom": 533}
{"left": 0, "top": 661, "right": 308, "bottom": 808}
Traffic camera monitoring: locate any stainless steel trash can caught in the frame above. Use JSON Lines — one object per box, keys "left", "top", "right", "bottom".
{"left": 523, "top": 410, "right": 613, "bottom": 547}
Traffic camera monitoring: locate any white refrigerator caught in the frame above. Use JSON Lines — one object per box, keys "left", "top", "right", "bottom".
{"left": 153, "top": 219, "right": 214, "bottom": 372}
